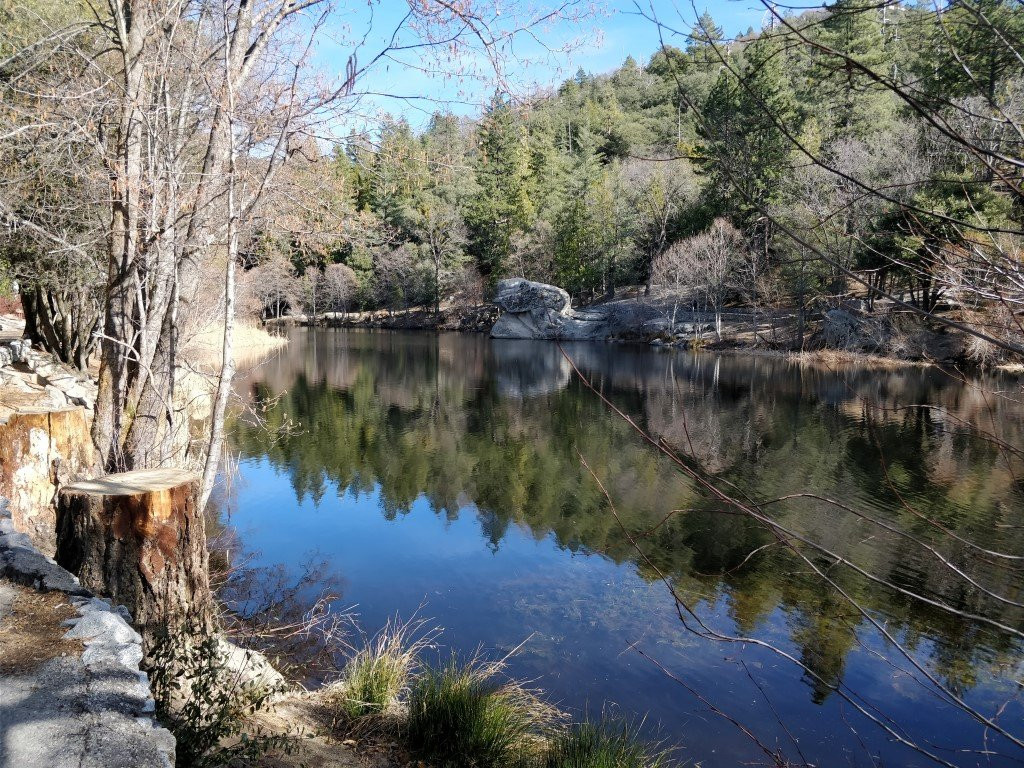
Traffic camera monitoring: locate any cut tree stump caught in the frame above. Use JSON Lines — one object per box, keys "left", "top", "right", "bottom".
{"left": 0, "top": 407, "right": 93, "bottom": 555}
{"left": 56, "top": 468, "right": 214, "bottom": 645}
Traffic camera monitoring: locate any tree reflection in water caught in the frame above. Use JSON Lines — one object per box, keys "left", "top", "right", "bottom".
{"left": 227, "top": 329, "right": 1024, "bottom": 767}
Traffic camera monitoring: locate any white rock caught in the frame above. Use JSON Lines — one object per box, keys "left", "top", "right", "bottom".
{"left": 65, "top": 610, "right": 143, "bottom": 646}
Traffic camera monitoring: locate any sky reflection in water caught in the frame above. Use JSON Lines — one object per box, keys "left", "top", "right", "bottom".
{"left": 225, "top": 329, "right": 1024, "bottom": 768}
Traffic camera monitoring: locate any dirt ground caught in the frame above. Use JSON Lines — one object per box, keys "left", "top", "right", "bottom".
{"left": 251, "top": 694, "right": 419, "bottom": 768}
{"left": 0, "top": 581, "right": 82, "bottom": 674}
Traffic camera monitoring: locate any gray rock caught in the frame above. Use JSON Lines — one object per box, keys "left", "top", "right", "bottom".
{"left": 114, "top": 604, "right": 133, "bottom": 623}
{"left": 0, "top": 640, "right": 174, "bottom": 768}
{"left": 80, "top": 710, "right": 175, "bottom": 768}
{"left": 493, "top": 278, "right": 571, "bottom": 314}
{"left": 0, "top": 580, "right": 17, "bottom": 622}
{"left": 490, "top": 278, "right": 609, "bottom": 341}
{"left": 0, "top": 530, "right": 34, "bottom": 549}
{"left": 81, "top": 641, "right": 145, "bottom": 669}
{"left": 7, "top": 339, "right": 30, "bottom": 363}
{"left": 82, "top": 660, "right": 152, "bottom": 713}
{"left": 0, "top": 545, "right": 88, "bottom": 594}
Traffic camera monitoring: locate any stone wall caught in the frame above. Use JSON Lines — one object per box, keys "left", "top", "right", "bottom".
{"left": 0, "top": 500, "right": 175, "bottom": 767}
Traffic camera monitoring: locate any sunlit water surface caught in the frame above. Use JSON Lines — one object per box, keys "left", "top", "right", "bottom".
{"left": 223, "top": 329, "right": 1024, "bottom": 767}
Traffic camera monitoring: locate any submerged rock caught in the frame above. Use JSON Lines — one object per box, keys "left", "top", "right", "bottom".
{"left": 490, "top": 278, "right": 609, "bottom": 341}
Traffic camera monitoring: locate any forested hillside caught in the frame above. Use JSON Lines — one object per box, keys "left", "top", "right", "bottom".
{"left": 3, "top": 0, "right": 1024, "bottom": 363}
{"left": 237, "top": 0, "right": 1024, "bottom": 361}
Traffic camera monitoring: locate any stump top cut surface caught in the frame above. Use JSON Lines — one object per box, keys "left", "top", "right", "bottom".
{"left": 62, "top": 468, "right": 199, "bottom": 496}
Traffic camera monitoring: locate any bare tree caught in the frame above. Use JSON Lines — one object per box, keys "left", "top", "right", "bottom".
{"left": 373, "top": 244, "right": 423, "bottom": 313}
{"left": 309, "top": 262, "right": 358, "bottom": 319}
{"left": 621, "top": 157, "right": 699, "bottom": 296}
{"left": 653, "top": 218, "right": 745, "bottom": 339}
{"left": 244, "top": 253, "right": 303, "bottom": 321}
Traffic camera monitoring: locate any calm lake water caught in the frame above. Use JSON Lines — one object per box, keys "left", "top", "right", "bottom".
{"left": 224, "top": 329, "right": 1024, "bottom": 767}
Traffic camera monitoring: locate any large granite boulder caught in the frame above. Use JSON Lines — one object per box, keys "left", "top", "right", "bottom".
{"left": 490, "top": 278, "right": 608, "bottom": 341}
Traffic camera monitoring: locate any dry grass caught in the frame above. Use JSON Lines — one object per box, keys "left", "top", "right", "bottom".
{"left": 0, "top": 584, "right": 81, "bottom": 673}
{"left": 727, "top": 348, "right": 931, "bottom": 371}
{"left": 186, "top": 322, "right": 289, "bottom": 370}
{"left": 784, "top": 348, "right": 933, "bottom": 371}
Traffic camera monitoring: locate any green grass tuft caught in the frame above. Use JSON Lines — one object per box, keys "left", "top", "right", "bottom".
{"left": 330, "top": 617, "right": 432, "bottom": 721}
{"left": 538, "top": 717, "right": 670, "bottom": 768}
{"left": 405, "top": 653, "right": 558, "bottom": 768}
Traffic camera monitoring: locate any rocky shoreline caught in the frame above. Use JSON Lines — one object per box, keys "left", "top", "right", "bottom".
{"left": 269, "top": 278, "right": 994, "bottom": 369}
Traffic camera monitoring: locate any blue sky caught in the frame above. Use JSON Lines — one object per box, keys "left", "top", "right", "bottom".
{"left": 316, "top": 1, "right": 769, "bottom": 130}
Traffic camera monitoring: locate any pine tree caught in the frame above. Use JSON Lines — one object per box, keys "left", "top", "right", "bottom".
{"left": 699, "top": 35, "right": 799, "bottom": 228}
{"left": 553, "top": 128, "right": 605, "bottom": 296}
{"left": 815, "top": 0, "right": 896, "bottom": 137}
{"left": 371, "top": 118, "right": 425, "bottom": 226}
{"left": 922, "top": 0, "right": 1024, "bottom": 102}
{"left": 687, "top": 10, "right": 725, "bottom": 59}
{"left": 467, "top": 94, "right": 533, "bottom": 280}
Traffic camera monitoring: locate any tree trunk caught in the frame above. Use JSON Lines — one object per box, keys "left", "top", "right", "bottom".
{"left": 435, "top": 252, "right": 441, "bottom": 316}
{"left": 55, "top": 468, "right": 215, "bottom": 647}
{"left": 200, "top": 83, "right": 239, "bottom": 514}
{"left": 20, "top": 288, "right": 40, "bottom": 347}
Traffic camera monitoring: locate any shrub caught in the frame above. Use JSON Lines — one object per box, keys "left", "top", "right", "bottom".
{"left": 405, "top": 653, "right": 558, "bottom": 768}
{"left": 149, "top": 630, "right": 296, "bottom": 767}
{"left": 539, "top": 717, "right": 670, "bottom": 768}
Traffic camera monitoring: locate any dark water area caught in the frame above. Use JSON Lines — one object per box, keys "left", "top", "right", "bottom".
{"left": 224, "top": 328, "right": 1024, "bottom": 767}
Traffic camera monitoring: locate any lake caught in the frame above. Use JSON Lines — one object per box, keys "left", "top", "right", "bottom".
{"left": 223, "top": 328, "right": 1024, "bottom": 767}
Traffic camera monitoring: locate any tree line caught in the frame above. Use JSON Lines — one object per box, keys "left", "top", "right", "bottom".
{"left": 243, "top": 0, "right": 1024, "bottom": 359}
{"left": 0, "top": 0, "right": 586, "bottom": 479}
{"left": 1, "top": 0, "right": 1023, "bottom": 469}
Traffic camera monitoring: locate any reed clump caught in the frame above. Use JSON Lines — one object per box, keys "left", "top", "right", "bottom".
{"left": 325, "top": 617, "right": 433, "bottom": 722}
{"left": 322, "top": 621, "right": 675, "bottom": 767}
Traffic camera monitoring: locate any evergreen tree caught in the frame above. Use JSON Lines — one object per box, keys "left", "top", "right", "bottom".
{"left": 814, "top": 0, "right": 896, "bottom": 137}
{"left": 553, "top": 128, "right": 606, "bottom": 295}
{"left": 467, "top": 94, "right": 533, "bottom": 280}
{"left": 921, "top": 0, "right": 1024, "bottom": 102}
{"left": 687, "top": 10, "right": 725, "bottom": 59}
{"left": 699, "top": 34, "right": 800, "bottom": 229}
{"left": 370, "top": 117, "right": 425, "bottom": 227}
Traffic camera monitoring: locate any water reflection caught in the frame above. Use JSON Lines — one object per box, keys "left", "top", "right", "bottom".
{"left": 493, "top": 340, "right": 571, "bottom": 398}
{"left": 228, "top": 329, "right": 1024, "bottom": 767}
